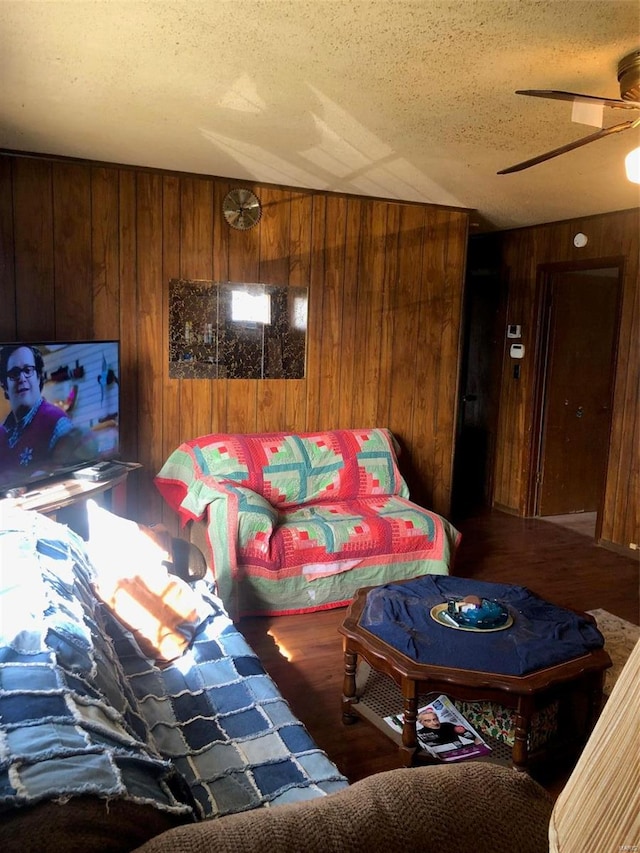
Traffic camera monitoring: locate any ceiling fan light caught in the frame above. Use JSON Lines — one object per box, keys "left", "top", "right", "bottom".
{"left": 624, "top": 146, "right": 640, "bottom": 183}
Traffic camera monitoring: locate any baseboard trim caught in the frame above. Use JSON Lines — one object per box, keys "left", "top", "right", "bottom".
{"left": 492, "top": 502, "right": 521, "bottom": 517}
{"left": 596, "top": 538, "right": 639, "bottom": 558}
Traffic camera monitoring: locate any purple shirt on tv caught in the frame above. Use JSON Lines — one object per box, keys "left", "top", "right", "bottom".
{"left": 0, "top": 397, "right": 74, "bottom": 477}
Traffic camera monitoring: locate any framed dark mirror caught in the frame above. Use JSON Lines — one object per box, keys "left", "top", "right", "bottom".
{"left": 169, "top": 280, "right": 308, "bottom": 379}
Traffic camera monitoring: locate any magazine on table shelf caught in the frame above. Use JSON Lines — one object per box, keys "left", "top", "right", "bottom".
{"left": 383, "top": 694, "right": 492, "bottom": 762}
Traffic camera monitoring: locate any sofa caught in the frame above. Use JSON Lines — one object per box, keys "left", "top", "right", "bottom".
{"left": 0, "top": 505, "right": 347, "bottom": 848}
{"left": 154, "top": 428, "right": 460, "bottom": 619}
{"left": 0, "top": 501, "right": 557, "bottom": 853}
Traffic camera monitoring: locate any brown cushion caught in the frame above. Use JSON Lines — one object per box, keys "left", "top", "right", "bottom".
{"left": 131, "top": 762, "right": 553, "bottom": 853}
{"left": 0, "top": 797, "right": 191, "bottom": 853}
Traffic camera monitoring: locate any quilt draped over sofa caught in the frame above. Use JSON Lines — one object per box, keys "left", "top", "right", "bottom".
{"left": 155, "top": 428, "right": 460, "bottom": 618}
{"left": 0, "top": 508, "right": 347, "bottom": 827}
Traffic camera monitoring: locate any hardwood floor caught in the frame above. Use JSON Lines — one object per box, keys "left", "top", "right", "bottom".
{"left": 538, "top": 511, "right": 597, "bottom": 538}
{"left": 240, "top": 509, "right": 639, "bottom": 791}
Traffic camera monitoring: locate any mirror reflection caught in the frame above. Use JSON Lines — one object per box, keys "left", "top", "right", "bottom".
{"left": 169, "top": 280, "right": 308, "bottom": 379}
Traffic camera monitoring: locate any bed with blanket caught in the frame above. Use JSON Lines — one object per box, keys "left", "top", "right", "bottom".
{"left": 155, "top": 428, "right": 460, "bottom": 619}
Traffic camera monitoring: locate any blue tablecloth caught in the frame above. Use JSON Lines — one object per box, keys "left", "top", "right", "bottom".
{"left": 360, "top": 576, "right": 604, "bottom": 675}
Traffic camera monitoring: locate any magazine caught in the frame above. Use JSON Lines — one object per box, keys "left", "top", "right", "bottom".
{"left": 383, "top": 694, "right": 492, "bottom": 762}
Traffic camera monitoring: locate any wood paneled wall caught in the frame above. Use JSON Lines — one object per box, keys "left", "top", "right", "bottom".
{"left": 491, "top": 209, "right": 639, "bottom": 553}
{"left": 0, "top": 153, "right": 469, "bottom": 529}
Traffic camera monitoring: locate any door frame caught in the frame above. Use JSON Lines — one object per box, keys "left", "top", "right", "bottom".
{"left": 525, "top": 257, "right": 624, "bottom": 538}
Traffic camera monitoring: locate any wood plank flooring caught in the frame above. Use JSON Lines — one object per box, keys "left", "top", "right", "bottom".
{"left": 538, "top": 511, "right": 597, "bottom": 538}
{"left": 240, "top": 509, "right": 639, "bottom": 791}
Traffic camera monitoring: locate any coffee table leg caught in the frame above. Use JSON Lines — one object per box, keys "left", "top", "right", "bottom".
{"left": 399, "top": 680, "right": 418, "bottom": 766}
{"left": 342, "top": 647, "right": 360, "bottom": 724}
{"left": 512, "top": 697, "right": 533, "bottom": 771}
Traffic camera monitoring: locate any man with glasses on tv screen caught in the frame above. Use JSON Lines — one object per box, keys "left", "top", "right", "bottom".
{"left": 0, "top": 344, "right": 97, "bottom": 485}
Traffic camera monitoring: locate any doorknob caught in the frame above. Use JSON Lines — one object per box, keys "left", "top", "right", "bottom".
{"left": 576, "top": 406, "right": 584, "bottom": 418}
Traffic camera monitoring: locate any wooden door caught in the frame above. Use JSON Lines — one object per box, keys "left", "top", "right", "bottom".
{"left": 536, "top": 268, "right": 620, "bottom": 517}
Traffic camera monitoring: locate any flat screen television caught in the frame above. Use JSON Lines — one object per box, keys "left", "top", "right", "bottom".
{"left": 0, "top": 340, "right": 121, "bottom": 495}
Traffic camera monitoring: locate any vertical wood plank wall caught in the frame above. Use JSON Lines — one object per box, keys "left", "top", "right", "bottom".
{"left": 0, "top": 154, "right": 469, "bottom": 529}
{"left": 492, "top": 209, "right": 639, "bottom": 552}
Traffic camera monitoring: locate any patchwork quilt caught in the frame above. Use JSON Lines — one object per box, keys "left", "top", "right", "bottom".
{"left": 112, "top": 587, "right": 347, "bottom": 819}
{"left": 155, "top": 429, "right": 460, "bottom": 618}
{"left": 0, "top": 508, "right": 347, "bottom": 822}
{"left": 0, "top": 509, "right": 191, "bottom": 817}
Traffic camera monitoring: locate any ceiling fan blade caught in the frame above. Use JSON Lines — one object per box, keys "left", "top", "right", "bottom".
{"left": 497, "top": 119, "right": 638, "bottom": 175}
{"left": 515, "top": 90, "right": 640, "bottom": 110}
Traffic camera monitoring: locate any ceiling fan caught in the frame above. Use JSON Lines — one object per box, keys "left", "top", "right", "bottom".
{"left": 498, "top": 49, "right": 640, "bottom": 175}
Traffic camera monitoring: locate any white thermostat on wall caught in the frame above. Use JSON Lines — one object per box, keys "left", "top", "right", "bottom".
{"left": 510, "top": 343, "right": 525, "bottom": 359}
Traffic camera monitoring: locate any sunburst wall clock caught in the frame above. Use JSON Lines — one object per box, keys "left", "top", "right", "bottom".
{"left": 222, "top": 188, "right": 262, "bottom": 230}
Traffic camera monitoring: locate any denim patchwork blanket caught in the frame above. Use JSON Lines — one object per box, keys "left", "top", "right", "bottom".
{"left": 0, "top": 508, "right": 347, "bottom": 820}
{"left": 112, "top": 586, "right": 347, "bottom": 819}
{"left": 0, "top": 509, "right": 191, "bottom": 816}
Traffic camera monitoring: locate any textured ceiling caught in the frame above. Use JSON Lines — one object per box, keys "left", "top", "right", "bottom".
{"left": 1, "top": 0, "right": 639, "bottom": 231}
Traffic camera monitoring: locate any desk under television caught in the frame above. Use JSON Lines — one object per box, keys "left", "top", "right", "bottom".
{"left": 0, "top": 462, "right": 141, "bottom": 535}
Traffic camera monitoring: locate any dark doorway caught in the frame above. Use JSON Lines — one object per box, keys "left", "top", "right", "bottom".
{"left": 532, "top": 265, "right": 621, "bottom": 523}
{"left": 452, "top": 235, "right": 506, "bottom": 519}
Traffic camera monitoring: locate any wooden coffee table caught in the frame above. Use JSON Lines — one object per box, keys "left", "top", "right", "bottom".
{"left": 339, "top": 579, "right": 611, "bottom": 771}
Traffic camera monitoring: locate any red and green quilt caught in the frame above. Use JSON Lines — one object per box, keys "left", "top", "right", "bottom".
{"left": 155, "top": 429, "right": 460, "bottom": 618}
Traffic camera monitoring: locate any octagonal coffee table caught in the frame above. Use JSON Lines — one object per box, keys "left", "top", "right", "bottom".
{"left": 339, "top": 576, "right": 611, "bottom": 771}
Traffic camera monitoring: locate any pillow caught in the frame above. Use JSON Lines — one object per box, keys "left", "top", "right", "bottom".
{"left": 85, "top": 501, "right": 209, "bottom": 662}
